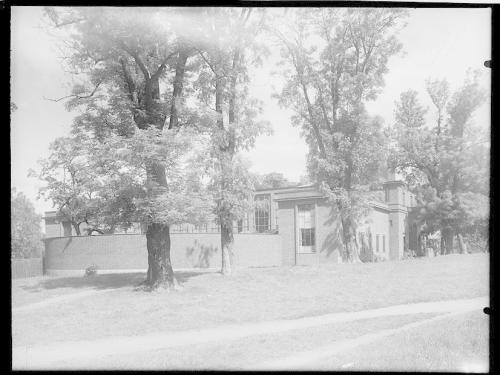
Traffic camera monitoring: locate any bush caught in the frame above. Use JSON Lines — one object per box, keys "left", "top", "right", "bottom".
{"left": 85, "top": 264, "right": 98, "bottom": 277}
{"left": 11, "top": 188, "right": 43, "bottom": 259}
{"left": 402, "top": 249, "right": 417, "bottom": 260}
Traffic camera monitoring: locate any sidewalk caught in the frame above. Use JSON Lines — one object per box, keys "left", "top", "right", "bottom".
{"left": 12, "top": 296, "right": 488, "bottom": 369}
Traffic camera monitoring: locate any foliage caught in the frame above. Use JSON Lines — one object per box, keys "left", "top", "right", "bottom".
{"left": 184, "top": 8, "right": 271, "bottom": 274}
{"left": 392, "top": 71, "right": 489, "bottom": 252}
{"left": 30, "top": 133, "right": 101, "bottom": 235}
{"left": 273, "top": 8, "right": 408, "bottom": 261}
{"left": 84, "top": 264, "right": 98, "bottom": 277}
{"left": 254, "top": 172, "right": 294, "bottom": 190}
{"left": 11, "top": 188, "right": 44, "bottom": 259}
{"left": 402, "top": 249, "right": 417, "bottom": 260}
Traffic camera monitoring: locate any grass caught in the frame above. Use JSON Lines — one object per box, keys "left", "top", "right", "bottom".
{"left": 12, "top": 253, "right": 488, "bottom": 348}
{"left": 313, "top": 310, "right": 489, "bottom": 372}
{"left": 37, "top": 313, "right": 440, "bottom": 370}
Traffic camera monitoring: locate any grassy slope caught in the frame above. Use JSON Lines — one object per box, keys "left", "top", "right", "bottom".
{"left": 12, "top": 253, "right": 488, "bottom": 347}
{"left": 314, "top": 310, "right": 489, "bottom": 372}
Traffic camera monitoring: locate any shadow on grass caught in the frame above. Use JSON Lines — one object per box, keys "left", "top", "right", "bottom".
{"left": 21, "top": 270, "right": 215, "bottom": 292}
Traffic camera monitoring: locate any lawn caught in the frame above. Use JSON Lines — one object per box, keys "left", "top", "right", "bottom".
{"left": 31, "top": 313, "right": 441, "bottom": 370}
{"left": 12, "top": 253, "right": 488, "bottom": 348}
{"left": 313, "top": 310, "right": 489, "bottom": 372}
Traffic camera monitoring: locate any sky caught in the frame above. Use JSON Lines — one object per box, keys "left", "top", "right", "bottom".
{"left": 11, "top": 7, "right": 491, "bottom": 217}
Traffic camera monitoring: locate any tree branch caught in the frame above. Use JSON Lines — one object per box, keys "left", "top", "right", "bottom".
{"left": 44, "top": 81, "right": 103, "bottom": 102}
{"left": 151, "top": 51, "right": 178, "bottom": 81}
{"left": 196, "top": 48, "right": 218, "bottom": 75}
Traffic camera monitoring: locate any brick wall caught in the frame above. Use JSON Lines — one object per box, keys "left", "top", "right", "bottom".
{"left": 43, "top": 233, "right": 282, "bottom": 272}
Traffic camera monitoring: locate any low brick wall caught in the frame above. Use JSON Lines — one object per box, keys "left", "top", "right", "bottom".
{"left": 43, "top": 233, "right": 282, "bottom": 273}
{"left": 11, "top": 258, "right": 44, "bottom": 279}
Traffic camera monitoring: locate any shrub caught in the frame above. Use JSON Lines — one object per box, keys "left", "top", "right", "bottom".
{"left": 11, "top": 188, "right": 44, "bottom": 259}
{"left": 402, "top": 249, "right": 417, "bottom": 260}
{"left": 85, "top": 264, "right": 98, "bottom": 277}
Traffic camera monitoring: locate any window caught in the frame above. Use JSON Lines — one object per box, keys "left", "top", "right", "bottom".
{"left": 385, "top": 189, "right": 389, "bottom": 202}
{"left": 274, "top": 201, "right": 279, "bottom": 232}
{"left": 45, "top": 217, "right": 58, "bottom": 225}
{"left": 300, "top": 228, "right": 315, "bottom": 247}
{"left": 376, "top": 234, "right": 386, "bottom": 253}
{"left": 297, "top": 204, "right": 315, "bottom": 253}
{"left": 254, "top": 195, "right": 270, "bottom": 232}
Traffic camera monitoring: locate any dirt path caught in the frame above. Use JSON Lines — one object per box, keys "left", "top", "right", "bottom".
{"left": 12, "top": 296, "right": 488, "bottom": 369}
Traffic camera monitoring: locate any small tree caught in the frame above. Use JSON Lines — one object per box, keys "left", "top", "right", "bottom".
{"left": 11, "top": 188, "right": 44, "bottom": 259}
{"left": 30, "top": 134, "right": 101, "bottom": 235}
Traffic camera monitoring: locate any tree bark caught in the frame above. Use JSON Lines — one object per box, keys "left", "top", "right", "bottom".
{"left": 457, "top": 233, "right": 468, "bottom": 254}
{"left": 72, "top": 221, "right": 81, "bottom": 236}
{"left": 145, "top": 222, "right": 175, "bottom": 287}
{"left": 168, "top": 49, "right": 189, "bottom": 130}
{"left": 441, "top": 227, "right": 454, "bottom": 254}
{"left": 215, "top": 72, "right": 234, "bottom": 275}
{"left": 341, "top": 216, "right": 361, "bottom": 263}
{"left": 62, "top": 221, "right": 72, "bottom": 237}
{"left": 220, "top": 218, "right": 233, "bottom": 275}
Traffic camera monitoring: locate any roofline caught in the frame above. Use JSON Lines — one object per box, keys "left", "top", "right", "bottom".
{"left": 274, "top": 194, "right": 326, "bottom": 202}
{"left": 255, "top": 184, "right": 316, "bottom": 193}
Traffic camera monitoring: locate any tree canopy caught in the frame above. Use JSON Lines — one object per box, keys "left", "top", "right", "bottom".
{"left": 391, "top": 71, "right": 489, "bottom": 254}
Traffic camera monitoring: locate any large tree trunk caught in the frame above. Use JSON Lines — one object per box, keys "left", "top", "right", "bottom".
{"left": 457, "top": 233, "right": 468, "bottom": 254}
{"left": 221, "top": 219, "right": 233, "bottom": 275}
{"left": 145, "top": 222, "right": 175, "bottom": 287}
{"left": 62, "top": 221, "right": 72, "bottom": 237}
{"left": 341, "top": 216, "right": 361, "bottom": 263}
{"left": 72, "top": 222, "right": 81, "bottom": 236}
{"left": 143, "top": 161, "right": 176, "bottom": 288}
{"left": 441, "top": 227, "right": 454, "bottom": 254}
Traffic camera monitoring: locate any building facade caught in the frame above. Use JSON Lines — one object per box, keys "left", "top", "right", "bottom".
{"left": 43, "top": 177, "right": 417, "bottom": 266}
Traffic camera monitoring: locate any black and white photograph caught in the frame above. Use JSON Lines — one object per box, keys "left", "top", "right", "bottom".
{"left": 10, "top": 4, "right": 491, "bottom": 371}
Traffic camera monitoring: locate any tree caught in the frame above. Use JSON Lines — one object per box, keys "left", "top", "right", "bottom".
{"left": 192, "top": 8, "right": 270, "bottom": 275}
{"left": 273, "top": 8, "right": 408, "bottom": 262}
{"left": 392, "top": 71, "right": 488, "bottom": 255}
{"left": 11, "top": 188, "right": 44, "bottom": 259}
{"left": 255, "top": 172, "right": 294, "bottom": 189}
{"left": 43, "top": 7, "right": 211, "bottom": 288}
{"left": 30, "top": 134, "right": 101, "bottom": 236}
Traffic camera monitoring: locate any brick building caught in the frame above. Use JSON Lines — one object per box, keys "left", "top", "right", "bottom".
{"left": 44, "top": 173, "right": 417, "bottom": 269}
